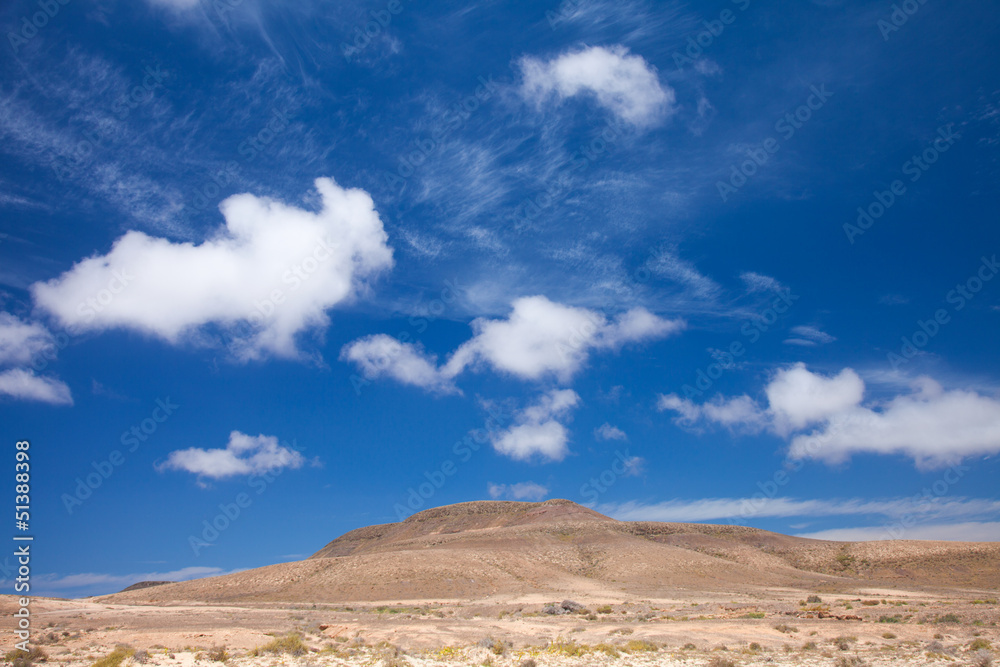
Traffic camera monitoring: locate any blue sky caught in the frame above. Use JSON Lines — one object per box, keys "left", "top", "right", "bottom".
{"left": 1, "top": 0, "right": 1000, "bottom": 598}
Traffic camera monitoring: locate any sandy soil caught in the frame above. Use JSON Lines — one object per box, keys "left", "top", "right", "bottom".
{"left": 5, "top": 588, "right": 997, "bottom": 667}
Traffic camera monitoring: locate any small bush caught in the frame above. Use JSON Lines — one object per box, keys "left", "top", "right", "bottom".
{"left": 707, "top": 657, "right": 736, "bottom": 667}
{"left": 836, "top": 658, "right": 867, "bottom": 667}
{"left": 878, "top": 615, "right": 902, "bottom": 623}
{"left": 935, "top": 614, "right": 961, "bottom": 624}
{"left": 251, "top": 633, "right": 307, "bottom": 656}
{"left": 596, "top": 605, "right": 613, "bottom": 614}
{"left": 547, "top": 639, "right": 586, "bottom": 656}
{"left": 774, "top": 624, "right": 798, "bottom": 634}
{"left": 802, "top": 641, "right": 817, "bottom": 650}
{"left": 683, "top": 642, "right": 697, "bottom": 650}
{"left": 882, "top": 632, "right": 896, "bottom": 639}
{"left": 742, "top": 612, "right": 765, "bottom": 619}
{"left": 862, "top": 600, "right": 880, "bottom": 606}
{"left": 806, "top": 595, "right": 822, "bottom": 603}
{"left": 131, "top": 650, "right": 149, "bottom": 664}
{"left": 748, "top": 642, "right": 761, "bottom": 651}
{"left": 91, "top": 646, "right": 134, "bottom": 667}
{"left": 207, "top": 646, "right": 229, "bottom": 662}
{"left": 518, "top": 660, "right": 537, "bottom": 667}
{"left": 622, "top": 639, "right": 658, "bottom": 653}
{"left": 972, "top": 650, "right": 992, "bottom": 667}
{"left": 970, "top": 638, "right": 992, "bottom": 651}
{"left": 4, "top": 647, "right": 48, "bottom": 667}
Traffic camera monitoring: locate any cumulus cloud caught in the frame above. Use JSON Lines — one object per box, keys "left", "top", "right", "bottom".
{"left": 658, "top": 363, "right": 1000, "bottom": 468}
{"left": 339, "top": 335, "right": 457, "bottom": 394}
{"left": 784, "top": 324, "right": 836, "bottom": 347}
{"left": 519, "top": 45, "right": 675, "bottom": 127}
{"left": 446, "top": 296, "right": 682, "bottom": 382}
{"left": 490, "top": 389, "right": 580, "bottom": 462}
{"left": 343, "top": 295, "right": 682, "bottom": 389}
{"left": 159, "top": 431, "right": 304, "bottom": 480}
{"left": 488, "top": 481, "right": 549, "bottom": 501}
{"left": 594, "top": 423, "right": 627, "bottom": 441}
{"left": 765, "top": 364, "right": 863, "bottom": 433}
{"left": 32, "top": 178, "right": 393, "bottom": 361}
{"left": 0, "top": 368, "right": 72, "bottom": 405}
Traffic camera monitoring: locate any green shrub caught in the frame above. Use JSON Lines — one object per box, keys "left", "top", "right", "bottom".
{"left": 935, "top": 614, "right": 961, "bottom": 624}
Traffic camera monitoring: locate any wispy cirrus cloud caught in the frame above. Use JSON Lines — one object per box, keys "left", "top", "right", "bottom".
{"left": 601, "top": 496, "right": 1000, "bottom": 524}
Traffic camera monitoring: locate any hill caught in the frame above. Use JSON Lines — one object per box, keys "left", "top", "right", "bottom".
{"left": 102, "top": 499, "right": 1000, "bottom": 604}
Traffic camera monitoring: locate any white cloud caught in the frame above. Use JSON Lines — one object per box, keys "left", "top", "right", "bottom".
{"left": 519, "top": 45, "right": 675, "bottom": 127}
{"left": 0, "top": 313, "right": 73, "bottom": 405}
{"left": 445, "top": 296, "right": 682, "bottom": 383}
{"left": 339, "top": 334, "right": 457, "bottom": 394}
{"left": 740, "top": 271, "right": 785, "bottom": 294}
{"left": 649, "top": 249, "right": 720, "bottom": 300}
{"left": 343, "top": 295, "right": 682, "bottom": 389}
{"left": 0, "top": 313, "right": 53, "bottom": 366}
{"left": 488, "top": 481, "right": 549, "bottom": 501}
{"left": 490, "top": 389, "right": 580, "bottom": 462}
{"left": 32, "top": 178, "right": 393, "bottom": 361}
{"left": 601, "top": 496, "right": 1000, "bottom": 524}
{"left": 797, "top": 522, "right": 1000, "bottom": 542}
{"left": 784, "top": 324, "right": 836, "bottom": 347}
{"left": 657, "top": 393, "right": 766, "bottom": 433}
{"left": 594, "top": 423, "right": 627, "bottom": 441}
{"left": 659, "top": 363, "right": 1000, "bottom": 468}
{"left": 788, "top": 378, "right": 1000, "bottom": 468}
{"left": 766, "top": 363, "right": 863, "bottom": 433}
{"left": 0, "top": 368, "right": 73, "bottom": 405}
{"left": 159, "top": 431, "right": 304, "bottom": 480}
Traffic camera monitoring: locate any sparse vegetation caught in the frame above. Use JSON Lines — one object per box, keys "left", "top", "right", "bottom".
{"left": 879, "top": 614, "right": 903, "bottom": 623}
{"left": 251, "top": 632, "right": 307, "bottom": 656}
{"left": 882, "top": 632, "right": 896, "bottom": 639}
{"left": 835, "top": 658, "right": 867, "bottom": 667}
{"left": 707, "top": 657, "right": 736, "bottom": 667}
{"left": 935, "top": 613, "right": 961, "bottom": 624}
{"left": 970, "top": 638, "right": 992, "bottom": 651}
{"left": 806, "top": 595, "right": 823, "bottom": 603}
{"left": 973, "top": 651, "right": 993, "bottom": 667}
{"left": 90, "top": 646, "right": 134, "bottom": 667}
{"left": 207, "top": 646, "right": 229, "bottom": 662}
{"left": 4, "top": 646, "right": 48, "bottom": 667}
{"left": 832, "top": 635, "right": 857, "bottom": 651}
{"left": 622, "top": 639, "right": 658, "bottom": 653}
{"left": 774, "top": 624, "right": 798, "bottom": 633}
{"left": 595, "top": 605, "right": 613, "bottom": 614}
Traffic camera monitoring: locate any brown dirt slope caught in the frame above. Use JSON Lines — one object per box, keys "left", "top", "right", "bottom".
{"left": 101, "top": 499, "right": 1000, "bottom": 605}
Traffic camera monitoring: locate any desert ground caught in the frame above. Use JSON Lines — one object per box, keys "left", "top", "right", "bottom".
{"left": 5, "top": 500, "right": 998, "bottom": 666}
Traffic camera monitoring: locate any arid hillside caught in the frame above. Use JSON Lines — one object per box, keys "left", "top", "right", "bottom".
{"left": 100, "top": 499, "right": 1000, "bottom": 606}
